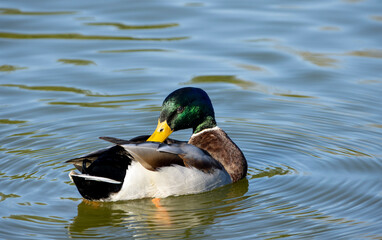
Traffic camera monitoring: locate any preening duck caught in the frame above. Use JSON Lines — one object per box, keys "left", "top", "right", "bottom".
{"left": 67, "top": 87, "right": 247, "bottom": 201}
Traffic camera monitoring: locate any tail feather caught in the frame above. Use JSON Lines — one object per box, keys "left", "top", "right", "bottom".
{"left": 69, "top": 171, "right": 122, "bottom": 200}
{"left": 69, "top": 171, "right": 121, "bottom": 184}
{"left": 67, "top": 145, "right": 131, "bottom": 200}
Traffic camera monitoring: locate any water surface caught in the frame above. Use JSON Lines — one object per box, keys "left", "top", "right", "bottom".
{"left": 1, "top": 0, "right": 382, "bottom": 239}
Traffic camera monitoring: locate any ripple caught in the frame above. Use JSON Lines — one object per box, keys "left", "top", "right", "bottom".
{"left": 316, "top": 145, "right": 372, "bottom": 157}
{"left": 86, "top": 22, "right": 179, "bottom": 30}
{"left": 369, "top": 123, "right": 382, "bottom": 128}
{"left": 342, "top": 49, "right": 382, "bottom": 59}
{"left": 236, "top": 63, "right": 268, "bottom": 72}
{"left": 276, "top": 44, "right": 382, "bottom": 68}
{"left": 57, "top": 59, "right": 96, "bottom": 66}
{"left": 371, "top": 15, "right": 382, "bottom": 22}
{"left": 1, "top": 83, "right": 92, "bottom": 96}
{"left": 99, "top": 48, "right": 171, "bottom": 53}
{"left": 186, "top": 75, "right": 254, "bottom": 89}
{"left": 0, "top": 32, "right": 189, "bottom": 41}
{"left": 275, "top": 45, "right": 340, "bottom": 68}
{"left": 0, "top": 8, "right": 75, "bottom": 15}
{"left": 184, "top": 75, "right": 275, "bottom": 94}
{"left": 0, "top": 83, "right": 155, "bottom": 98}
{"left": 0, "top": 65, "right": 28, "bottom": 72}
{"left": 68, "top": 181, "right": 249, "bottom": 237}
{"left": 4, "top": 214, "right": 67, "bottom": 225}
{"left": 275, "top": 93, "right": 316, "bottom": 99}
{"left": 0, "top": 170, "right": 44, "bottom": 180}
{"left": 9, "top": 131, "right": 37, "bottom": 137}
{"left": 249, "top": 174, "right": 382, "bottom": 239}
{"left": 48, "top": 99, "right": 149, "bottom": 108}
{"left": 249, "top": 165, "right": 295, "bottom": 179}
{"left": 319, "top": 26, "right": 341, "bottom": 31}
{"left": 0, "top": 119, "right": 27, "bottom": 124}
{"left": 0, "top": 192, "right": 20, "bottom": 202}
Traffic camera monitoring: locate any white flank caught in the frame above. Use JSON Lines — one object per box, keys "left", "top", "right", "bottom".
{"left": 109, "top": 161, "right": 232, "bottom": 201}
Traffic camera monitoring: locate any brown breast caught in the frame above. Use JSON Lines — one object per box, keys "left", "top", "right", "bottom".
{"left": 188, "top": 127, "right": 247, "bottom": 182}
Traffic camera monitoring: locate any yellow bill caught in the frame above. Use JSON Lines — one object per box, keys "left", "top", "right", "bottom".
{"left": 147, "top": 119, "right": 173, "bottom": 142}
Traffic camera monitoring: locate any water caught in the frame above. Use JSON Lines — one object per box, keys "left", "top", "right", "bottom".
{"left": 1, "top": 0, "right": 382, "bottom": 239}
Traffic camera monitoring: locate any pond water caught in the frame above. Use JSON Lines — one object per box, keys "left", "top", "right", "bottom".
{"left": 1, "top": 0, "right": 382, "bottom": 239}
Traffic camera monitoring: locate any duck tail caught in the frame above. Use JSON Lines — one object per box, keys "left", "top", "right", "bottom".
{"left": 67, "top": 145, "right": 132, "bottom": 201}
{"left": 69, "top": 171, "right": 123, "bottom": 200}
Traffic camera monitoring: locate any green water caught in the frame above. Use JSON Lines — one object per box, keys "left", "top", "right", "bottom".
{"left": 1, "top": 0, "right": 382, "bottom": 239}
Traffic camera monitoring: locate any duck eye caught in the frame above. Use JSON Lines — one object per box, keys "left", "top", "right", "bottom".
{"left": 177, "top": 106, "right": 184, "bottom": 113}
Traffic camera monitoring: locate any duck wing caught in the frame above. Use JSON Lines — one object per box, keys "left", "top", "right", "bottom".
{"left": 66, "top": 137, "right": 187, "bottom": 175}
{"left": 65, "top": 136, "right": 147, "bottom": 172}
{"left": 98, "top": 136, "right": 189, "bottom": 171}
{"left": 115, "top": 141, "right": 224, "bottom": 173}
{"left": 157, "top": 143, "right": 224, "bottom": 173}
{"left": 119, "top": 142, "right": 185, "bottom": 171}
{"left": 67, "top": 138, "right": 221, "bottom": 174}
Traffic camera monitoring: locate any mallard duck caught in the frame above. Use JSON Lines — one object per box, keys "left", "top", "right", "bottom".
{"left": 67, "top": 87, "right": 247, "bottom": 201}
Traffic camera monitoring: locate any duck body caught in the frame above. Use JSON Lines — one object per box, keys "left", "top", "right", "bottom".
{"left": 67, "top": 87, "right": 247, "bottom": 201}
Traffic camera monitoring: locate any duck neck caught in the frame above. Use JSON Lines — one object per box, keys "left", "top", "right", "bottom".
{"left": 193, "top": 116, "right": 217, "bottom": 134}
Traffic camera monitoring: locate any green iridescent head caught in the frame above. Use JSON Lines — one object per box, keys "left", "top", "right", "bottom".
{"left": 160, "top": 87, "right": 217, "bottom": 133}
{"left": 147, "top": 87, "right": 217, "bottom": 142}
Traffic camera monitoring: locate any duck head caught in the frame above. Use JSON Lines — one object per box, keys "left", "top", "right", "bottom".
{"left": 147, "top": 87, "right": 217, "bottom": 142}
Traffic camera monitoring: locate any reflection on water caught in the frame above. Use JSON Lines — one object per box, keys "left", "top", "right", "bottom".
{"left": 0, "top": 8, "right": 75, "bottom": 15}
{"left": 344, "top": 49, "right": 382, "bottom": 59}
{"left": 186, "top": 75, "right": 315, "bottom": 98}
{"left": 249, "top": 165, "right": 295, "bottom": 179}
{"left": 57, "top": 59, "right": 96, "bottom": 66}
{"left": 1, "top": 0, "right": 382, "bottom": 239}
{"left": 0, "top": 192, "right": 20, "bottom": 202}
{"left": 69, "top": 181, "right": 248, "bottom": 238}
{"left": 48, "top": 99, "right": 150, "bottom": 108}
{"left": 0, "top": 119, "right": 27, "bottom": 124}
{"left": 277, "top": 45, "right": 382, "bottom": 68}
{"left": 0, "top": 83, "right": 155, "bottom": 98}
{"left": 0, "top": 65, "right": 27, "bottom": 72}
{"left": 99, "top": 48, "right": 171, "bottom": 53}
{"left": 186, "top": 75, "right": 256, "bottom": 89}
{"left": 86, "top": 22, "right": 179, "bottom": 30}
{"left": 0, "top": 32, "right": 189, "bottom": 41}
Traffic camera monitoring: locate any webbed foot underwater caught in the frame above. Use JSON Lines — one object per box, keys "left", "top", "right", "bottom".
{"left": 66, "top": 87, "right": 247, "bottom": 201}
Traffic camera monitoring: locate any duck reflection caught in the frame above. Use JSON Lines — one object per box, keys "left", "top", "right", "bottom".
{"left": 68, "top": 179, "right": 248, "bottom": 238}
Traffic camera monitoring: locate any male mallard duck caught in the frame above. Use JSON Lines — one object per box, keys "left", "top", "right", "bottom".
{"left": 67, "top": 87, "right": 247, "bottom": 201}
